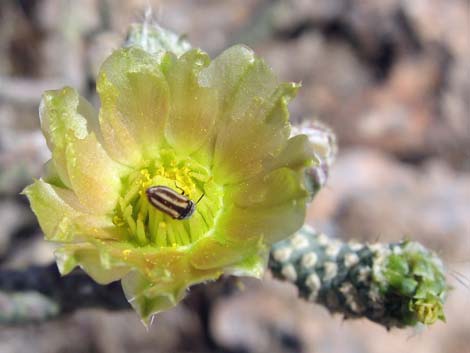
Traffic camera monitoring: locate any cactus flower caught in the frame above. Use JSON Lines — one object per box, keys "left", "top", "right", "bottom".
{"left": 23, "top": 44, "right": 314, "bottom": 321}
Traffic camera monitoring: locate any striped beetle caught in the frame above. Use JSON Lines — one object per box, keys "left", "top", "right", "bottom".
{"left": 146, "top": 185, "right": 203, "bottom": 220}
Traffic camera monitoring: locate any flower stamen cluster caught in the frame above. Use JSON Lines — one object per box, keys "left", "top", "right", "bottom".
{"left": 112, "top": 152, "right": 222, "bottom": 248}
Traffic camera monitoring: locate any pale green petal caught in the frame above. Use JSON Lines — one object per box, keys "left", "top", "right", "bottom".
{"left": 23, "top": 179, "right": 119, "bottom": 242}
{"left": 199, "top": 45, "right": 300, "bottom": 183}
{"left": 213, "top": 82, "right": 299, "bottom": 184}
{"left": 163, "top": 50, "right": 218, "bottom": 156}
{"left": 210, "top": 49, "right": 278, "bottom": 120}
{"left": 215, "top": 196, "right": 307, "bottom": 244}
{"left": 264, "top": 134, "right": 315, "bottom": 172}
{"left": 65, "top": 133, "right": 123, "bottom": 214}
{"left": 199, "top": 45, "right": 257, "bottom": 112}
{"left": 42, "top": 159, "right": 66, "bottom": 188}
{"left": 226, "top": 167, "right": 308, "bottom": 209}
{"left": 121, "top": 258, "right": 223, "bottom": 323}
{"left": 97, "top": 47, "right": 170, "bottom": 165}
{"left": 121, "top": 271, "right": 183, "bottom": 323}
{"left": 39, "top": 87, "right": 122, "bottom": 213}
{"left": 190, "top": 235, "right": 259, "bottom": 270}
{"left": 39, "top": 87, "right": 99, "bottom": 187}
{"left": 55, "top": 245, "right": 131, "bottom": 284}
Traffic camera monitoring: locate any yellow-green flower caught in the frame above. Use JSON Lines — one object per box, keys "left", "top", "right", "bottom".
{"left": 24, "top": 44, "right": 314, "bottom": 321}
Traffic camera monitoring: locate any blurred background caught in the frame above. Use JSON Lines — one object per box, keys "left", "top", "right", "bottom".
{"left": 0, "top": 0, "right": 469, "bottom": 352}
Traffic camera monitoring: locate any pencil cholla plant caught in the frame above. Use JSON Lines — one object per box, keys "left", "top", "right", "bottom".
{"left": 23, "top": 22, "right": 315, "bottom": 322}
{"left": 270, "top": 225, "right": 447, "bottom": 328}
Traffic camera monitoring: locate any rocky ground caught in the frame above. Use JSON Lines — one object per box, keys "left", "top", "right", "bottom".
{"left": 0, "top": 1, "right": 469, "bottom": 353}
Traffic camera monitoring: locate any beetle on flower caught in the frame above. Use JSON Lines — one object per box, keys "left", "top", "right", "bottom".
{"left": 23, "top": 27, "right": 315, "bottom": 322}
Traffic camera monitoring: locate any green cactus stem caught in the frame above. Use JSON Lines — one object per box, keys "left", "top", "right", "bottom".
{"left": 270, "top": 225, "right": 447, "bottom": 329}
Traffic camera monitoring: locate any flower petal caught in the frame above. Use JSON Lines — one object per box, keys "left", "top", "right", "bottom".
{"left": 39, "top": 87, "right": 99, "bottom": 187}
{"left": 55, "top": 244, "right": 131, "bottom": 284}
{"left": 39, "top": 87, "right": 122, "bottom": 213}
{"left": 121, "top": 270, "right": 183, "bottom": 323}
{"left": 42, "top": 159, "right": 66, "bottom": 188}
{"left": 190, "top": 235, "right": 259, "bottom": 270}
{"left": 65, "top": 132, "right": 123, "bottom": 214}
{"left": 163, "top": 50, "right": 218, "bottom": 156}
{"left": 263, "top": 134, "right": 314, "bottom": 172}
{"left": 226, "top": 167, "right": 308, "bottom": 209}
{"left": 199, "top": 45, "right": 300, "bottom": 183}
{"left": 215, "top": 195, "right": 307, "bottom": 245}
{"left": 215, "top": 81, "right": 298, "bottom": 183}
{"left": 199, "top": 45, "right": 257, "bottom": 113}
{"left": 97, "top": 47, "right": 170, "bottom": 165}
{"left": 23, "top": 179, "right": 119, "bottom": 243}
{"left": 121, "top": 254, "right": 222, "bottom": 323}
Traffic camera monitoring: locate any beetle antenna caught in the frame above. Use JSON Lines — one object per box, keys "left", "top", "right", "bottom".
{"left": 174, "top": 181, "right": 185, "bottom": 195}
{"left": 195, "top": 193, "right": 205, "bottom": 204}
